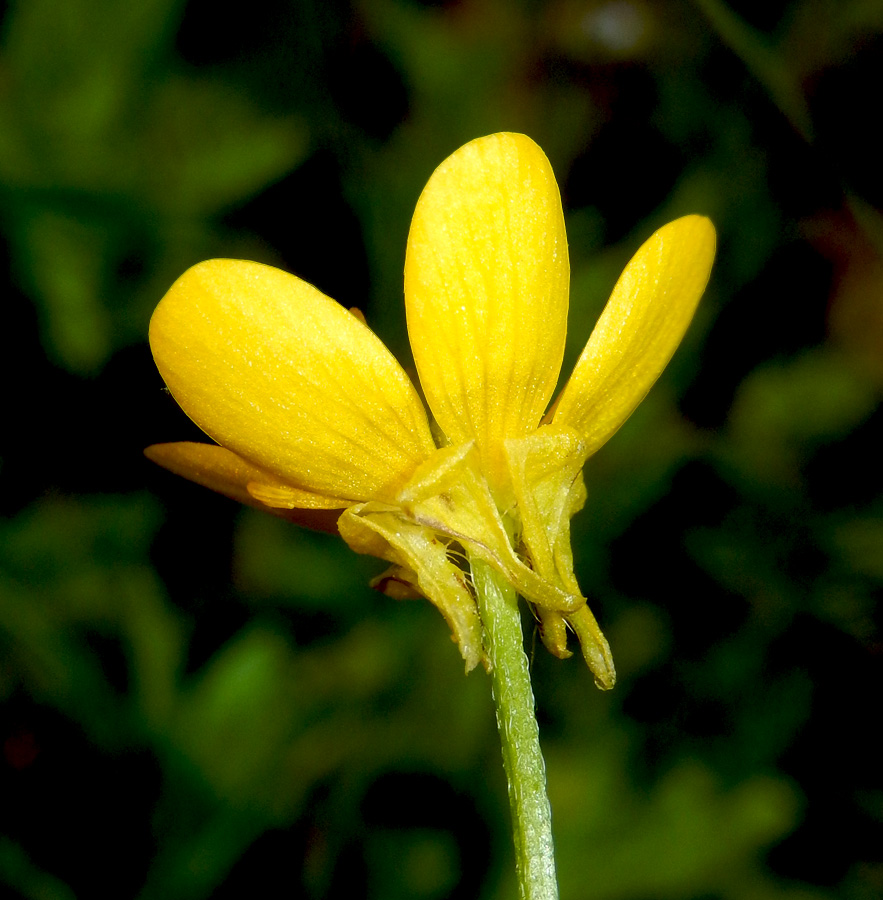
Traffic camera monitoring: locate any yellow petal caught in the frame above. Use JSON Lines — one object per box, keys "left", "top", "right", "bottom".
{"left": 144, "top": 442, "right": 342, "bottom": 532}
{"left": 245, "top": 482, "right": 351, "bottom": 510}
{"left": 553, "top": 215, "right": 716, "bottom": 454}
{"left": 150, "top": 260, "right": 436, "bottom": 503}
{"left": 405, "top": 133, "right": 569, "bottom": 486}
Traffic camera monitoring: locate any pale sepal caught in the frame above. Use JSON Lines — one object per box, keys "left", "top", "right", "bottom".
{"left": 567, "top": 604, "right": 616, "bottom": 690}
{"left": 399, "top": 443, "right": 584, "bottom": 613}
{"left": 504, "top": 424, "right": 589, "bottom": 598}
{"left": 534, "top": 607, "right": 572, "bottom": 660}
{"left": 370, "top": 566, "right": 424, "bottom": 600}
{"left": 338, "top": 504, "right": 484, "bottom": 672}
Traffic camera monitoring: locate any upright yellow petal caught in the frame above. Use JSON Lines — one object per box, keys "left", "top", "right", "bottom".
{"left": 405, "top": 133, "right": 569, "bottom": 486}
{"left": 553, "top": 215, "right": 715, "bottom": 454}
{"left": 150, "top": 260, "right": 436, "bottom": 503}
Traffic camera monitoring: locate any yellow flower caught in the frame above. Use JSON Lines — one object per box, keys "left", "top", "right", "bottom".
{"left": 146, "top": 133, "right": 715, "bottom": 688}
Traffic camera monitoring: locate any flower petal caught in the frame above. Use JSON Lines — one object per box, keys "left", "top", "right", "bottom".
{"left": 405, "top": 133, "right": 569, "bottom": 486}
{"left": 553, "top": 215, "right": 715, "bottom": 454}
{"left": 150, "top": 260, "right": 437, "bottom": 503}
{"left": 144, "top": 442, "right": 343, "bottom": 532}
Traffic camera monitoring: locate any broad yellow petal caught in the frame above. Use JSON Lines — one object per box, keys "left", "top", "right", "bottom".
{"left": 553, "top": 216, "right": 715, "bottom": 454}
{"left": 405, "top": 133, "right": 569, "bottom": 486}
{"left": 144, "top": 442, "right": 342, "bottom": 532}
{"left": 150, "top": 260, "right": 436, "bottom": 503}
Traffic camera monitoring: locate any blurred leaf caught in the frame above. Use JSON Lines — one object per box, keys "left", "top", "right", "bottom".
{"left": 139, "top": 76, "right": 307, "bottom": 218}
{"left": 581, "top": 389, "right": 701, "bottom": 545}
{"left": 691, "top": 0, "right": 813, "bottom": 139}
{"left": 0, "top": 0, "right": 307, "bottom": 373}
{"left": 550, "top": 733, "right": 802, "bottom": 900}
{"left": 11, "top": 210, "right": 112, "bottom": 372}
{"left": 828, "top": 515, "right": 883, "bottom": 582}
{"left": 0, "top": 837, "right": 76, "bottom": 900}
{"left": 364, "top": 828, "right": 461, "bottom": 900}
{"left": 233, "top": 511, "right": 375, "bottom": 613}
{"left": 172, "top": 626, "right": 307, "bottom": 809}
{"left": 0, "top": 494, "right": 182, "bottom": 743}
{"left": 723, "top": 348, "right": 879, "bottom": 487}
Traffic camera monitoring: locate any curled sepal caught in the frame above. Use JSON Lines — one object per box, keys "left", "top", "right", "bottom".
{"left": 504, "top": 424, "right": 589, "bottom": 599}
{"left": 338, "top": 504, "right": 484, "bottom": 672}
{"left": 399, "top": 443, "right": 584, "bottom": 612}
{"left": 535, "top": 607, "right": 573, "bottom": 660}
{"left": 370, "top": 565, "right": 424, "bottom": 600}
{"left": 566, "top": 603, "right": 616, "bottom": 690}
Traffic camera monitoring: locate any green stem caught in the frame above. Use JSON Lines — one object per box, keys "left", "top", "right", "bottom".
{"left": 471, "top": 557, "right": 558, "bottom": 900}
{"left": 690, "top": 0, "right": 813, "bottom": 141}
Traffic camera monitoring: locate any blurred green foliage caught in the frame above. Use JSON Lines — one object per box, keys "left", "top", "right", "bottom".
{"left": 2, "top": 0, "right": 882, "bottom": 898}
{"left": 0, "top": 0, "right": 306, "bottom": 372}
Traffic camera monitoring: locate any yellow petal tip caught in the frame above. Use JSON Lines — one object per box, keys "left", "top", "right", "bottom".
{"left": 553, "top": 214, "right": 716, "bottom": 454}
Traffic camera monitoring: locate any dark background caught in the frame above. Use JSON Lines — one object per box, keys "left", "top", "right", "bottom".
{"left": 2, "top": 0, "right": 882, "bottom": 898}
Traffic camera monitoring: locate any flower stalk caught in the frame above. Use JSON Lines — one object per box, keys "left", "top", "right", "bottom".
{"left": 472, "top": 555, "right": 558, "bottom": 900}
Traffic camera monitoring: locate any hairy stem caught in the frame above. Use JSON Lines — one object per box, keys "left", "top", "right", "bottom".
{"left": 471, "top": 556, "right": 558, "bottom": 900}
